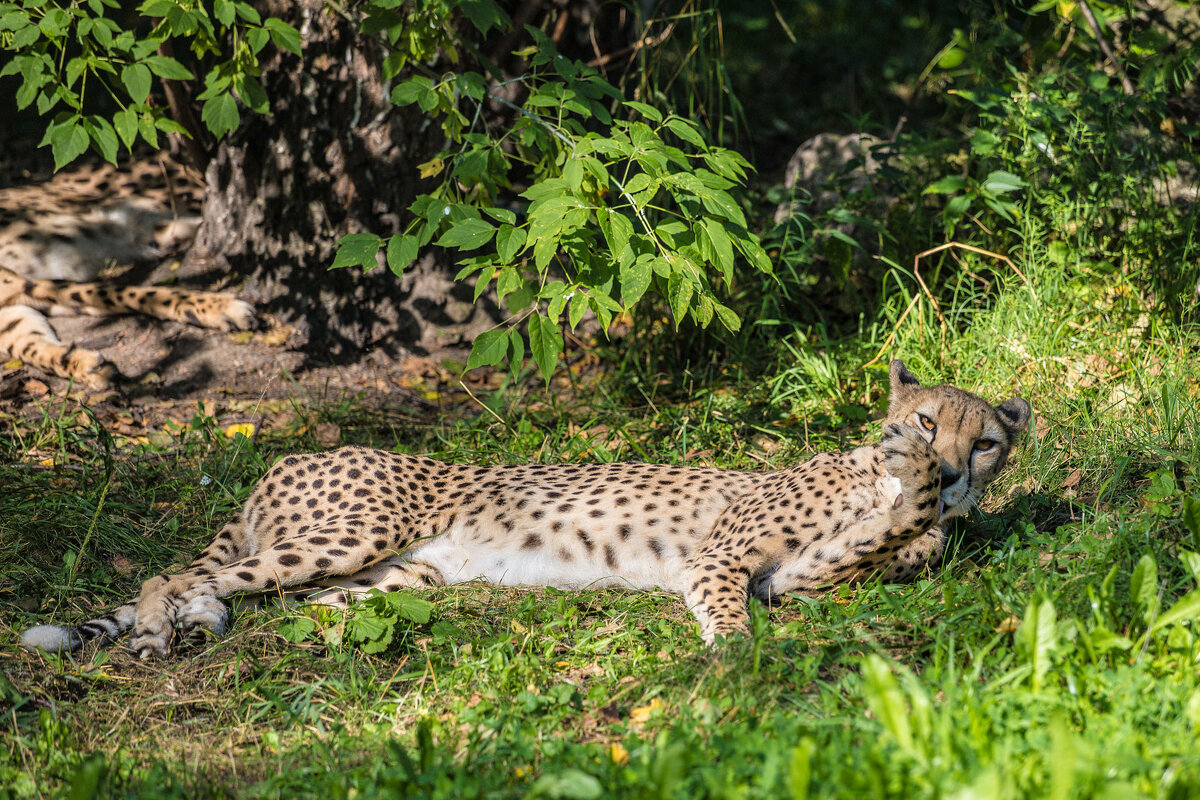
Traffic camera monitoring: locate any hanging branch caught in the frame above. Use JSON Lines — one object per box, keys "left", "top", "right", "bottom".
{"left": 1078, "top": 0, "right": 1135, "bottom": 95}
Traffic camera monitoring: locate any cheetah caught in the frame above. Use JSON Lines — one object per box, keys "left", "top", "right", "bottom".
{"left": 0, "top": 158, "right": 254, "bottom": 390}
{"left": 21, "top": 360, "right": 1030, "bottom": 656}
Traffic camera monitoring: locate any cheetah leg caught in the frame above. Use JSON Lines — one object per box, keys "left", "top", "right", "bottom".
{"left": 129, "top": 523, "right": 406, "bottom": 658}
{"left": 4, "top": 265, "right": 255, "bottom": 331}
{"left": 304, "top": 557, "right": 445, "bottom": 608}
{"left": 758, "top": 424, "right": 944, "bottom": 593}
{"left": 174, "top": 514, "right": 252, "bottom": 640}
{"left": 0, "top": 305, "right": 116, "bottom": 389}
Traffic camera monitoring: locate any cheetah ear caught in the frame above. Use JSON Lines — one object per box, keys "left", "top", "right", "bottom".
{"left": 889, "top": 360, "right": 921, "bottom": 399}
{"left": 995, "top": 397, "right": 1031, "bottom": 434}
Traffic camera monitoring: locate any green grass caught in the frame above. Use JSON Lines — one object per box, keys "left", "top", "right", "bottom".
{"left": 3, "top": 240, "right": 1200, "bottom": 798}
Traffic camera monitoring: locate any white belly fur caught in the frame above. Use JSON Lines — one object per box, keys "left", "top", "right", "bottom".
{"left": 406, "top": 524, "right": 685, "bottom": 593}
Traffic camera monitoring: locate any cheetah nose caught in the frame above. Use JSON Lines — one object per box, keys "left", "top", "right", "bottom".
{"left": 940, "top": 464, "right": 961, "bottom": 490}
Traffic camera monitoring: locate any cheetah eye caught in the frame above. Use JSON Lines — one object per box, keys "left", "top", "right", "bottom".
{"left": 918, "top": 414, "right": 936, "bottom": 431}
{"left": 974, "top": 439, "right": 997, "bottom": 452}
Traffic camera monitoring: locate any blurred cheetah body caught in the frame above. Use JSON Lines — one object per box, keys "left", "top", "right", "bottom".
{"left": 22, "top": 361, "right": 1029, "bottom": 656}
{"left": 0, "top": 159, "right": 253, "bottom": 389}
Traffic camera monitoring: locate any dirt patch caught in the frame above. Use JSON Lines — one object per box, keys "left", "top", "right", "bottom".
{"left": 0, "top": 294, "right": 500, "bottom": 442}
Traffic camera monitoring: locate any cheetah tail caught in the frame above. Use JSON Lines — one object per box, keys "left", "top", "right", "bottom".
{"left": 20, "top": 603, "right": 136, "bottom": 653}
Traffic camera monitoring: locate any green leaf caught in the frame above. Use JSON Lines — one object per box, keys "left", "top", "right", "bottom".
{"left": 113, "top": 108, "right": 138, "bottom": 150}
{"left": 265, "top": 17, "right": 302, "bottom": 56}
{"left": 982, "top": 170, "right": 1027, "bottom": 194}
{"left": 49, "top": 118, "right": 89, "bottom": 170}
{"left": 436, "top": 218, "right": 495, "bottom": 250}
{"left": 121, "top": 63, "right": 152, "bottom": 105}
{"left": 665, "top": 117, "right": 706, "bottom": 149}
{"left": 213, "top": 0, "right": 235, "bottom": 26}
{"left": 527, "top": 313, "right": 562, "bottom": 383}
{"left": 1130, "top": 553, "right": 1158, "bottom": 622}
{"left": 1183, "top": 497, "right": 1200, "bottom": 550}
{"left": 701, "top": 218, "right": 734, "bottom": 277}
{"left": 467, "top": 329, "right": 508, "bottom": 370}
{"left": 860, "top": 655, "right": 913, "bottom": 752}
{"left": 277, "top": 616, "right": 317, "bottom": 643}
{"left": 506, "top": 329, "right": 525, "bottom": 382}
{"left": 84, "top": 116, "right": 119, "bottom": 164}
{"left": 387, "top": 592, "right": 433, "bottom": 624}
{"left": 386, "top": 234, "right": 418, "bottom": 276}
{"left": 496, "top": 225, "right": 526, "bottom": 263}
{"left": 598, "top": 209, "right": 633, "bottom": 257}
{"left": 330, "top": 233, "right": 383, "bottom": 270}
{"left": 1149, "top": 590, "right": 1200, "bottom": 636}
{"left": 620, "top": 255, "right": 652, "bottom": 306}
{"left": 667, "top": 270, "right": 693, "bottom": 325}
{"left": 712, "top": 301, "right": 740, "bottom": 332}
{"left": 201, "top": 92, "right": 240, "bottom": 137}
{"left": 1016, "top": 598, "right": 1057, "bottom": 692}
{"left": 143, "top": 55, "right": 194, "bottom": 80}
{"left": 924, "top": 175, "right": 968, "bottom": 194}
{"left": 623, "top": 100, "right": 662, "bottom": 123}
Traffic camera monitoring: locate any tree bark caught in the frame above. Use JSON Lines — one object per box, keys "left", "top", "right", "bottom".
{"left": 183, "top": 0, "right": 499, "bottom": 360}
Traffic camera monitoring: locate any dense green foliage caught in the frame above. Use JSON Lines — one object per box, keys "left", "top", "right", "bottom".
{"left": 3, "top": 0, "right": 1200, "bottom": 797}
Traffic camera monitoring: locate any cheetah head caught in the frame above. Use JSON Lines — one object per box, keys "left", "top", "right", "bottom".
{"left": 885, "top": 360, "right": 1030, "bottom": 520}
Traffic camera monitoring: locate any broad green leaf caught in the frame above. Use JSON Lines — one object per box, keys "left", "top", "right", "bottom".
{"left": 568, "top": 292, "right": 588, "bottom": 329}
{"left": 665, "top": 117, "right": 706, "bottom": 149}
{"left": 667, "top": 270, "right": 694, "bottom": 326}
{"left": 712, "top": 301, "right": 740, "bottom": 332}
{"left": 330, "top": 232, "right": 382, "bottom": 270}
{"left": 1149, "top": 590, "right": 1200, "bottom": 635}
{"left": 620, "top": 255, "right": 652, "bottom": 306}
{"left": 527, "top": 313, "right": 562, "bottom": 383}
{"left": 143, "top": 55, "right": 194, "bottom": 80}
{"left": 1181, "top": 549, "right": 1200, "bottom": 586}
{"left": 1130, "top": 553, "right": 1158, "bottom": 622}
{"left": 924, "top": 175, "right": 968, "bottom": 194}
{"left": 598, "top": 209, "right": 633, "bottom": 256}
{"left": 49, "top": 118, "right": 89, "bottom": 170}
{"left": 391, "top": 76, "right": 432, "bottom": 106}
{"left": 121, "top": 63, "right": 152, "bottom": 105}
{"left": 496, "top": 224, "right": 526, "bottom": 263}
{"left": 436, "top": 218, "right": 495, "bottom": 250}
{"left": 213, "top": 0, "right": 235, "bottom": 26}
{"left": 861, "top": 655, "right": 913, "bottom": 752}
{"left": 1183, "top": 497, "right": 1200, "bottom": 550}
{"left": 201, "top": 92, "right": 240, "bottom": 137}
{"left": 113, "top": 108, "right": 138, "bottom": 150}
{"left": 385, "top": 234, "right": 418, "bottom": 276}
{"left": 264, "top": 17, "right": 302, "bottom": 56}
{"left": 701, "top": 218, "right": 734, "bottom": 276}
{"left": 1017, "top": 598, "right": 1057, "bottom": 691}
{"left": 624, "top": 100, "right": 662, "bottom": 122}
{"left": 466, "top": 329, "right": 508, "bottom": 370}
{"left": 277, "top": 616, "right": 317, "bottom": 643}
{"left": 982, "top": 169, "right": 1027, "bottom": 194}
{"left": 84, "top": 116, "right": 119, "bottom": 164}
{"left": 506, "top": 329, "right": 525, "bottom": 382}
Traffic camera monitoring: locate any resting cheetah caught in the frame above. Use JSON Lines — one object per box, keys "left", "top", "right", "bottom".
{"left": 21, "top": 361, "right": 1030, "bottom": 656}
{"left": 0, "top": 158, "right": 254, "bottom": 390}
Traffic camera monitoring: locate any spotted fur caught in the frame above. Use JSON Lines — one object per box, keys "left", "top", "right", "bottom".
{"left": 0, "top": 159, "right": 254, "bottom": 389}
{"left": 21, "top": 361, "right": 1030, "bottom": 656}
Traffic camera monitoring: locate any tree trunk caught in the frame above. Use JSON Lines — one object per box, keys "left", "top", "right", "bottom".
{"left": 183, "top": 0, "right": 499, "bottom": 360}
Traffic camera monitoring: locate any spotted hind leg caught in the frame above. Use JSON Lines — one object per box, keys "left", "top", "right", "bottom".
{"left": 129, "top": 520, "right": 407, "bottom": 658}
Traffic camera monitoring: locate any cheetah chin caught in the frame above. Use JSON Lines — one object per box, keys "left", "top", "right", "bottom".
{"left": 21, "top": 360, "right": 1029, "bottom": 655}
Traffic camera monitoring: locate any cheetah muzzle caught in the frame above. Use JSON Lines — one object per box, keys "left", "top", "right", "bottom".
{"left": 21, "top": 360, "right": 1030, "bottom": 656}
